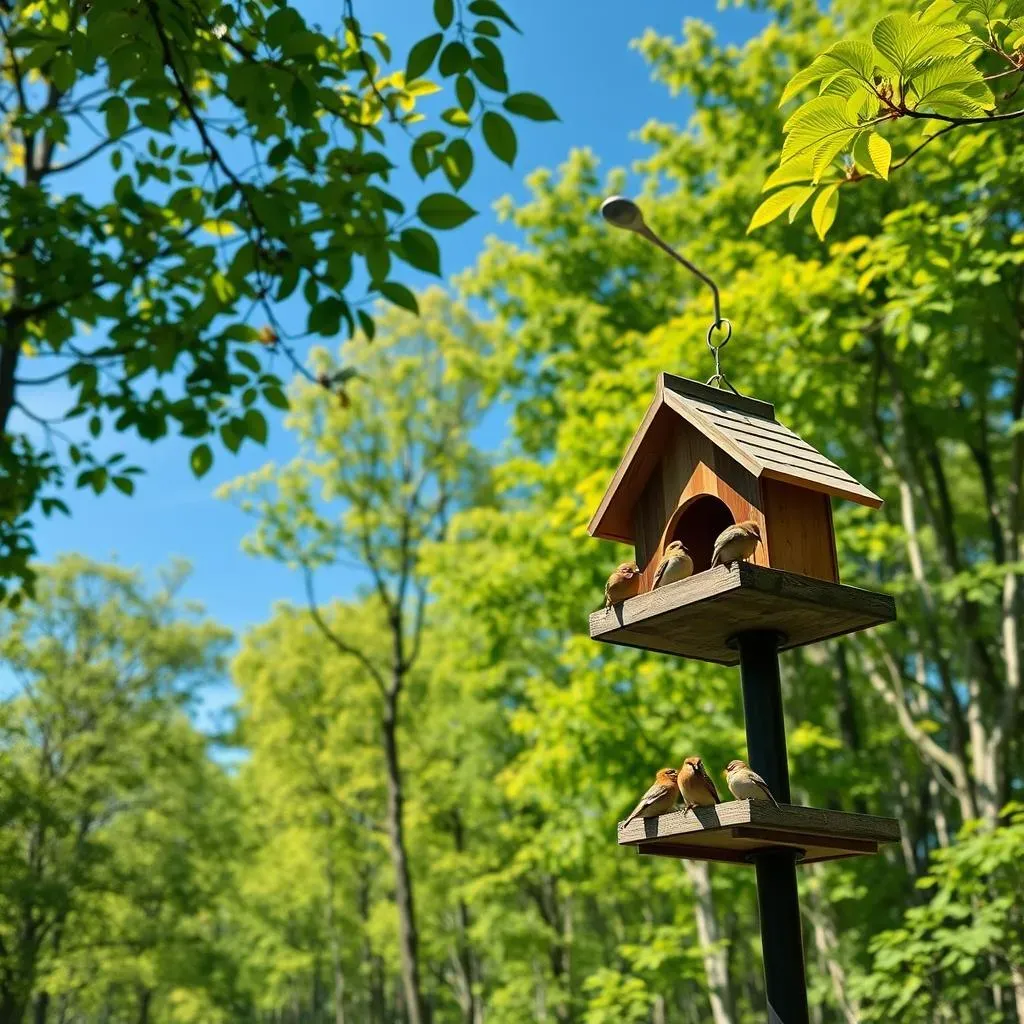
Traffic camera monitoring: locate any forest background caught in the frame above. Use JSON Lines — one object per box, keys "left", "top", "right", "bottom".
{"left": 3, "top": 0, "right": 1024, "bottom": 1022}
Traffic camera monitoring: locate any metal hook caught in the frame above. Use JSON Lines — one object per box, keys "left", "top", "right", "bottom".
{"left": 600, "top": 196, "right": 723, "bottom": 329}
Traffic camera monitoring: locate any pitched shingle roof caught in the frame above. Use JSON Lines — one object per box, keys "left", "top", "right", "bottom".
{"left": 588, "top": 373, "right": 882, "bottom": 544}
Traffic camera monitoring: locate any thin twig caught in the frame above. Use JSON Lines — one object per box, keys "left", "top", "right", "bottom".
{"left": 890, "top": 123, "right": 959, "bottom": 172}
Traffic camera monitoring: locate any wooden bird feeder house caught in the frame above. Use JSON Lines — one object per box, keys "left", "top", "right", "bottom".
{"left": 587, "top": 373, "right": 901, "bottom": 886}
{"left": 588, "top": 373, "right": 897, "bottom": 665}
{"left": 593, "top": 197, "right": 899, "bottom": 1023}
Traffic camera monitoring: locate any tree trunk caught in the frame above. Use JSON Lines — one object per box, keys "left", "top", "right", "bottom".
{"left": 450, "top": 812, "right": 478, "bottom": 1024}
{"left": 1010, "top": 962, "right": 1024, "bottom": 1024}
{"left": 683, "top": 861, "right": 735, "bottom": 1024}
{"left": 324, "top": 843, "right": 347, "bottom": 1024}
{"left": 806, "top": 870, "right": 861, "bottom": 1024}
{"left": 137, "top": 988, "right": 151, "bottom": 1024}
{"left": 382, "top": 688, "right": 425, "bottom": 1024}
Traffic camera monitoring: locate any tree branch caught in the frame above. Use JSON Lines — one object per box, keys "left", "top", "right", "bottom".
{"left": 301, "top": 565, "right": 387, "bottom": 696}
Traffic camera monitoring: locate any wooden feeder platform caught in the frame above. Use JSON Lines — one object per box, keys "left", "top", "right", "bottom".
{"left": 618, "top": 800, "right": 901, "bottom": 866}
{"left": 590, "top": 562, "right": 896, "bottom": 666}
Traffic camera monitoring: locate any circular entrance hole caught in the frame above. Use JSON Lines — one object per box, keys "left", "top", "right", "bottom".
{"left": 669, "top": 496, "right": 735, "bottom": 574}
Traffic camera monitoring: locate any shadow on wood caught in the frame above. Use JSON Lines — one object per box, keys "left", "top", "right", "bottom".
{"left": 590, "top": 562, "right": 896, "bottom": 665}
{"left": 617, "top": 800, "right": 901, "bottom": 866}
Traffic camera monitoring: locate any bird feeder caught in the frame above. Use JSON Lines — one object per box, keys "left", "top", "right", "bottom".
{"left": 587, "top": 373, "right": 896, "bottom": 664}
{"left": 593, "top": 196, "right": 900, "bottom": 1024}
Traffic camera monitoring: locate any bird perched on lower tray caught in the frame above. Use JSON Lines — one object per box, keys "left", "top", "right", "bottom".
{"left": 603, "top": 562, "right": 641, "bottom": 608}
{"left": 623, "top": 767, "right": 680, "bottom": 825}
{"left": 711, "top": 520, "right": 762, "bottom": 568}
{"left": 678, "top": 756, "right": 721, "bottom": 815}
{"left": 725, "top": 759, "right": 780, "bottom": 807}
{"left": 652, "top": 540, "right": 693, "bottom": 590}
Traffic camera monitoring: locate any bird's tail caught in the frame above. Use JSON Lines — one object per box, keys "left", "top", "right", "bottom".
{"left": 760, "top": 783, "right": 779, "bottom": 808}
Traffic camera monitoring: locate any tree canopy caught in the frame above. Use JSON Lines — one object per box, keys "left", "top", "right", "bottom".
{"left": 2, "top": 0, "right": 1023, "bottom": 1020}
{"left": 0, "top": 0, "right": 553, "bottom": 604}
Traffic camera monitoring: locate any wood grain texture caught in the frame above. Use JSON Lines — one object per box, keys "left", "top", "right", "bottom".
{"left": 617, "top": 799, "right": 900, "bottom": 866}
{"left": 761, "top": 479, "right": 839, "bottom": 583}
{"left": 588, "top": 395, "right": 675, "bottom": 543}
{"left": 634, "top": 423, "right": 765, "bottom": 589}
{"left": 590, "top": 562, "right": 896, "bottom": 665}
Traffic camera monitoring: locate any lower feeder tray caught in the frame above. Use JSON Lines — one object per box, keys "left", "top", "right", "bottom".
{"left": 590, "top": 562, "right": 896, "bottom": 666}
{"left": 618, "top": 800, "right": 901, "bottom": 866}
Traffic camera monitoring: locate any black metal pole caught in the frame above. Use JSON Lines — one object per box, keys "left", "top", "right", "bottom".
{"left": 736, "top": 630, "right": 809, "bottom": 1024}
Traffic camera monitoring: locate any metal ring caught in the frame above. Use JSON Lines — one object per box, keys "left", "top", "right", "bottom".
{"left": 706, "top": 318, "right": 733, "bottom": 351}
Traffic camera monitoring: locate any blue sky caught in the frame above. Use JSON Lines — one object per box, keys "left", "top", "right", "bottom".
{"left": 20, "top": 1, "right": 766, "bottom": 717}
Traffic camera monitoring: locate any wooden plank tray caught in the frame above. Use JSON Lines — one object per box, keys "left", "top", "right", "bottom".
{"left": 617, "top": 800, "right": 901, "bottom": 866}
{"left": 589, "top": 562, "right": 896, "bottom": 665}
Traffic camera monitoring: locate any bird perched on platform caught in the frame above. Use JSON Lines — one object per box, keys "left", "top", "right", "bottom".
{"left": 623, "top": 767, "right": 680, "bottom": 825}
{"left": 725, "top": 759, "right": 779, "bottom": 807}
{"left": 711, "top": 521, "right": 762, "bottom": 568}
{"left": 604, "top": 562, "right": 641, "bottom": 608}
{"left": 652, "top": 540, "right": 693, "bottom": 590}
{"left": 678, "top": 756, "right": 721, "bottom": 815}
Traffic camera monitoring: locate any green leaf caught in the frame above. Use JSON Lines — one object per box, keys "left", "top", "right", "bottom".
{"left": 51, "top": 52, "right": 75, "bottom": 91}
{"left": 244, "top": 409, "right": 268, "bottom": 445}
{"left": 399, "top": 228, "right": 442, "bottom": 275}
{"left": 308, "top": 298, "right": 347, "bottom": 336}
{"left": 264, "top": 387, "right": 289, "bottom": 410}
{"left": 104, "top": 96, "right": 130, "bottom": 138}
{"left": 779, "top": 41, "right": 877, "bottom": 106}
{"left": 788, "top": 185, "right": 818, "bottom": 221}
{"left": 418, "top": 193, "right": 477, "bottom": 229}
{"left": 190, "top": 443, "right": 213, "bottom": 478}
{"left": 872, "top": 13, "right": 968, "bottom": 77}
{"left": 378, "top": 281, "right": 420, "bottom": 313}
{"left": 853, "top": 131, "right": 892, "bottom": 179}
{"left": 406, "top": 33, "right": 443, "bottom": 80}
{"left": 357, "top": 309, "right": 376, "bottom": 341}
{"left": 220, "top": 420, "right": 242, "bottom": 454}
{"left": 482, "top": 110, "right": 516, "bottom": 165}
{"left": 456, "top": 74, "right": 476, "bottom": 111}
{"left": 763, "top": 151, "right": 817, "bottom": 190}
{"left": 442, "top": 106, "right": 472, "bottom": 127}
{"left": 747, "top": 186, "right": 817, "bottom": 232}
{"left": 468, "top": 0, "right": 520, "bottom": 32}
{"left": 781, "top": 96, "right": 860, "bottom": 167}
{"left": 811, "top": 127, "right": 859, "bottom": 181}
{"left": 236, "top": 349, "right": 262, "bottom": 374}
{"left": 503, "top": 92, "right": 558, "bottom": 121}
{"left": 434, "top": 0, "right": 454, "bottom": 29}
{"left": 112, "top": 475, "right": 134, "bottom": 496}
{"left": 911, "top": 56, "right": 992, "bottom": 113}
{"left": 442, "top": 138, "right": 473, "bottom": 189}
{"left": 439, "top": 41, "right": 471, "bottom": 77}
{"left": 811, "top": 183, "right": 840, "bottom": 239}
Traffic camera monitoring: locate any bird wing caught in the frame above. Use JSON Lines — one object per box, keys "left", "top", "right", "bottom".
{"left": 624, "top": 782, "right": 673, "bottom": 823}
{"left": 749, "top": 769, "right": 779, "bottom": 807}
{"left": 711, "top": 525, "right": 743, "bottom": 565}
{"left": 698, "top": 771, "right": 721, "bottom": 804}
{"left": 651, "top": 557, "right": 668, "bottom": 589}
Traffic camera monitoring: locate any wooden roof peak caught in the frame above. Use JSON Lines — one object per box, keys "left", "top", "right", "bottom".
{"left": 587, "top": 374, "right": 883, "bottom": 544}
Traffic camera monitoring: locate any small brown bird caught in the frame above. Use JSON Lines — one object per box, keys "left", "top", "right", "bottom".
{"left": 725, "top": 759, "right": 780, "bottom": 807}
{"left": 651, "top": 540, "right": 694, "bottom": 590}
{"left": 711, "top": 521, "right": 762, "bottom": 568}
{"left": 604, "top": 562, "right": 641, "bottom": 608}
{"left": 677, "top": 756, "right": 721, "bottom": 815}
{"left": 623, "top": 767, "right": 680, "bottom": 825}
